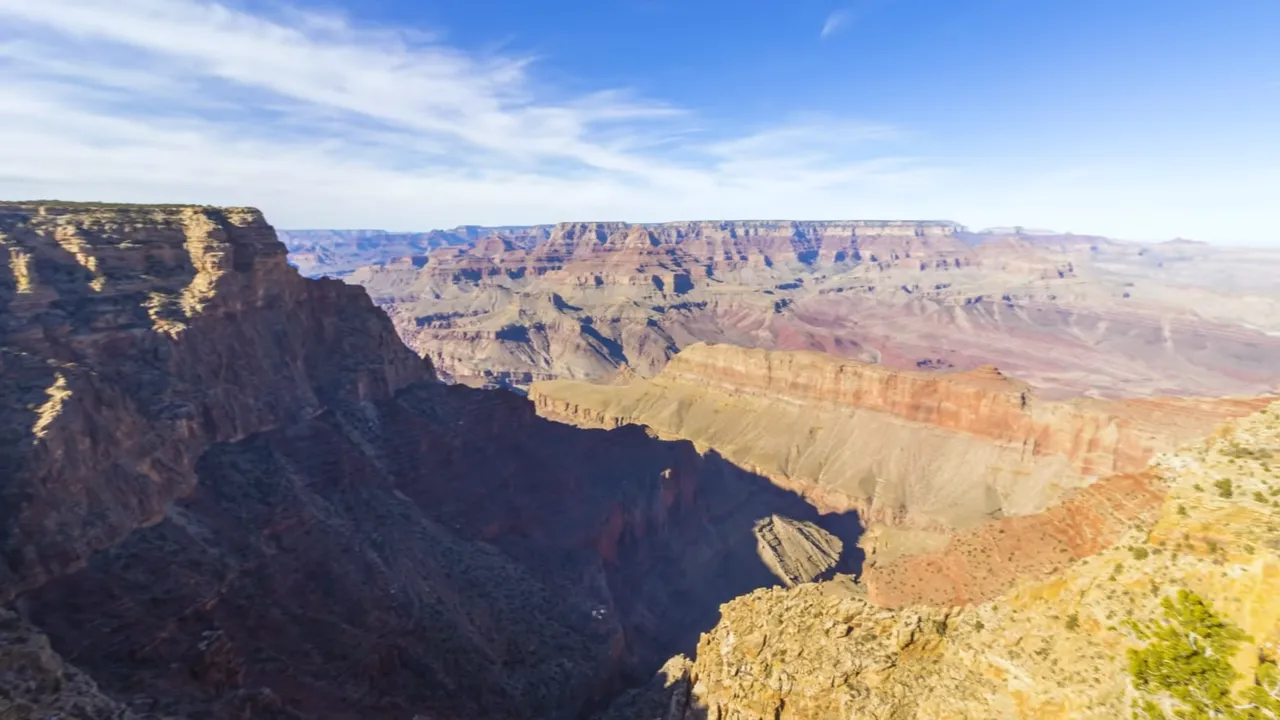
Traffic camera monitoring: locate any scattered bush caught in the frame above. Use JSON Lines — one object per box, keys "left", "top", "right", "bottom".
{"left": 1065, "top": 612, "right": 1080, "bottom": 631}
{"left": 1215, "top": 478, "right": 1234, "bottom": 499}
{"left": 1223, "top": 444, "right": 1274, "bottom": 461}
{"left": 1131, "top": 546, "right": 1150, "bottom": 561}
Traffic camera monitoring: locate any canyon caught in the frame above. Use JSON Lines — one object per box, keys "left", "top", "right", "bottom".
{"left": 338, "top": 220, "right": 1280, "bottom": 399}
{"left": 617, "top": 400, "right": 1280, "bottom": 719}
{"left": 3, "top": 201, "right": 1278, "bottom": 719}
{"left": 0, "top": 202, "right": 859, "bottom": 719}
{"left": 531, "top": 343, "right": 1275, "bottom": 606}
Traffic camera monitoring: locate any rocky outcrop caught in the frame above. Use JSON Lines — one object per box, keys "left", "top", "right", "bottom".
{"left": 0, "top": 608, "right": 138, "bottom": 720}
{"left": 625, "top": 402, "right": 1280, "bottom": 719}
{"left": 0, "top": 203, "right": 867, "bottom": 719}
{"left": 0, "top": 202, "right": 428, "bottom": 601}
{"left": 345, "top": 220, "right": 1280, "bottom": 398}
{"left": 752, "top": 516, "right": 843, "bottom": 587}
{"left": 630, "top": 343, "right": 1275, "bottom": 479}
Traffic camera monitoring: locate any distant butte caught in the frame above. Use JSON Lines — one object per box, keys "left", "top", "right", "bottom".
{"left": 332, "top": 219, "right": 1280, "bottom": 399}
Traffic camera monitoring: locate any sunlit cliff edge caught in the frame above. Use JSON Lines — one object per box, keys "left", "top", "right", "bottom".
{"left": 602, "top": 401, "right": 1280, "bottom": 718}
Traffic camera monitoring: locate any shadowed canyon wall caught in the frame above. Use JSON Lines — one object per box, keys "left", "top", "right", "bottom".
{"left": 0, "top": 203, "right": 861, "bottom": 719}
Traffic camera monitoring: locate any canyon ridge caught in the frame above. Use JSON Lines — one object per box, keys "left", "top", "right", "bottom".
{"left": 303, "top": 220, "right": 1280, "bottom": 399}
{"left": 3, "top": 202, "right": 1278, "bottom": 720}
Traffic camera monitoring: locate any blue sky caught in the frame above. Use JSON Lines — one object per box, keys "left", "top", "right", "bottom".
{"left": 1, "top": 0, "right": 1277, "bottom": 243}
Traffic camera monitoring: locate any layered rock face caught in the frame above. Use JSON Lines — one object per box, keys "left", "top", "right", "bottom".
{"left": 0, "top": 203, "right": 863, "bottom": 720}
{"left": 347, "top": 220, "right": 1280, "bottom": 398}
{"left": 0, "top": 202, "right": 427, "bottom": 600}
{"left": 532, "top": 343, "right": 1274, "bottom": 605}
{"left": 637, "top": 402, "right": 1280, "bottom": 719}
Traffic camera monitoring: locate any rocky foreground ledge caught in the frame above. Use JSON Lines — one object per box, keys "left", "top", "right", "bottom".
{"left": 604, "top": 401, "right": 1280, "bottom": 718}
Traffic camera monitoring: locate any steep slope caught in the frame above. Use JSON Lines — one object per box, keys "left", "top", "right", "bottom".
{"left": 0, "top": 202, "right": 428, "bottom": 600}
{"left": 532, "top": 343, "right": 1273, "bottom": 530}
{"left": 0, "top": 203, "right": 862, "bottom": 720}
{"left": 644, "top": 401, "right": 1280, "bottom": 719}
{"left": 348, "top": 221, "right": 1280, "bottom": 398}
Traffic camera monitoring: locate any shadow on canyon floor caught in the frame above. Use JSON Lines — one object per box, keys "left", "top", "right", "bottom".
{"left": 20, "top": 381, "right": 864, "bottom": 720}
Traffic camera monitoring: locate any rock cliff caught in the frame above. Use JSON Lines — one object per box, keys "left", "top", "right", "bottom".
{"left": 531, "top": 343, "right": 1274, "bottom": 605}
{"left": 0, "top": 203, "right": 862, "bottom": 719}
{"left": 0, "top": 202, "right": 428, "bottom": 601}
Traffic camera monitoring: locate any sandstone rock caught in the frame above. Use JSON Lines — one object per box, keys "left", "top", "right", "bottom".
{"left": 532, "top": 343, "right": 1273, "bottom": 607}
{"left": 532, "top": 342, "right": 1272, "bottom": 526}
{"left": 752, "top": 515, "right": 843, "bottom": 587}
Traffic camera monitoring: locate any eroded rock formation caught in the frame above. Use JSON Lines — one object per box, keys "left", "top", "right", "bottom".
{"left": 347, "top": 220, "right": 1280, "bottom": 398}
{"left": 0, "top": 202, "right": 427, "bottom": 600}
{"left": 752, "top": 515, "right": 843, "bottom": 587}
{"left": 532, "top": 343, "right": 1274, "bottom": 605}
{"left": 0, "top": 203, "right": 861, "bottom": 720}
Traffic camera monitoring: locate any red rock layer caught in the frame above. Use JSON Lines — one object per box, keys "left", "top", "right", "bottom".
{"left": 863, "top": 472, "right": 1164, "bottom": 607}
{"left": 660, "top": 343, "right": 1277, "bottom": 478}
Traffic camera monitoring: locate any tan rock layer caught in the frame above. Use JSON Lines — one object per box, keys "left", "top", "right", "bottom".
{"left": 531, "top": 344, "right": 1273, "bottom": 529}
{"left": 653, "top": 343, "right": 1276, "bottom": 479}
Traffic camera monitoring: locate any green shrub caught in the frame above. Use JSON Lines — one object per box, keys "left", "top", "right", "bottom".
{"left": 1065, "top": 612, "right": 1080, "bottom": 631}
{"left": 1128, "top": 590, "right": 1248, "bottom": 718}
{"left": 1131, "top": 546, "right": 1150, "bottom": 561}
{"left": 1215, "top": 478, "right": 1234, "bottom": 499}
{"left": 1128, "top": 590, "right": 1280, "bottom": 719}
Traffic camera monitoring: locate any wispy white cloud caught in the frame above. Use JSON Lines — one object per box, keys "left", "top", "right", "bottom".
{"left": 0, "top": 0, "right": 939, "bottom": 228}
{"left": 821, "top": 11, "right": 851, "bottom": 39}
{"left": 0, "top": 0, "right": 1277, "bottom": 246}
